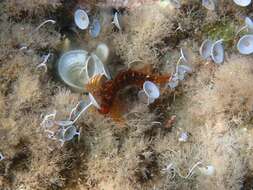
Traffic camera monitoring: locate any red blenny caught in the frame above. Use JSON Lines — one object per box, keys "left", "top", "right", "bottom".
{"left": 86, "top": 68, "right": 170, "bottom": 122}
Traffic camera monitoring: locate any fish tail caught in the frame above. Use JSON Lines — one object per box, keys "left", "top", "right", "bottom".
{"left": 151, "top": 75, "right": 171, "bottom": 85}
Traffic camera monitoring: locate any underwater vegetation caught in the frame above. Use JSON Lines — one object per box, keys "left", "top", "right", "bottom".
{"left": 202, "top": 20, "right": 236, "bottom": 48}
{"left": 0, "top": 0, "right": 253, "bottom": 190}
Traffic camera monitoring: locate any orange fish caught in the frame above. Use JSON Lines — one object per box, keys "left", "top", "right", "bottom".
{"left": 86, "top": 68, "right": 170, "bottom": 123}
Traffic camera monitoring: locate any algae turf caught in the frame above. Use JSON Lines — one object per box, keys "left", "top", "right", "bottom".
{"left": 202, "top": 20, "right": 237, "bottom": 49}
{"left": 0, "top": 0, "right": 253, "bottom": 190}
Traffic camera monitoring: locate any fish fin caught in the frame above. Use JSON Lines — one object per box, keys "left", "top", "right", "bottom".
{"left": 136, "top": 64, "right": 153, "bottom": 74}
{"left": 109, "top": 96, "right": 126, "bottom": 127}
{"left": 85, "top": 74, "right": 107, "bottom": 93}
{"left": 153, "top": 75, "right": 171, "bottom": 86}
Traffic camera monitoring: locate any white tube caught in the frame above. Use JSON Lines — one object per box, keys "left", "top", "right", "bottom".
{"left": 236, "top": 25, "right": 247, "bottom": 36}
{"left": 31, "top": 19, "right": 56, "bottom": 35}
{"left": 36, "top": 53, "right": 51, "bottom": 72}
{"left": 176, "top": 161, "right": 202, "bottom": 179}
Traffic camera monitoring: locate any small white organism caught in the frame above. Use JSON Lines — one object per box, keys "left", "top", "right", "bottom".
{"left": 168, "top": 48, "right": 192, "bottom": 89}
{"left": 237, "top": 35, "right": 253, "bottom": 55}
{"left": 31, "top": 19, "right": 56, "bottom": 35}
{"left": 58, "top": 125, "right": 80, "bottom": 146}
{"left": 177, "top": 64, "right": 193, "bottom": 81}
{"left": 168, "top": 74, "right": 179, "bottom": 89}
{"left": 112, "top": 12, "right": 122, "bottom": 30}
{"left": 211, "top": 39, "right": 225, "bottom": 64}
{"left": 178, "top": 132, "right": 189, "bottom": 142}
{"left": 55, "top": 93, "right": 101, "bottom": 128}
{"left": 40, "top": 110, "right": 57, "bottom": 129}
{"left": 0, "top": 153, "right": 5, "bottom": 161}
{"left": 162, "top": 161, "right": 203, "bottom": 179}
{"left": 202, "top": 0, "right": 216, "bottom": 10}
{"left": 233, "top": 0, "right": 251, "bottom": 7}
{"left": 245, "top": 17, "right": 253, "bottom": 32}
{"left": 74, "top": 9, "right": 90, "bottom": 30}
{"left": 180, "top": 48, "right": 192, "bottom": 64}
{"left": 236, "top": 17, "right": 253, "bottom": 35}
{"left": 89, "top": 18, "right": 101, "bottom": 38}
{"left": 84, "top": 53, "right": 111, "bottom": 80}
{"left": 36, "top": 53, "right": 51, "bottom": 72}
{"left": 138, "top": 81, "right": 160, "bottom": 105}
{"left": 168, "top": 0, "right": 181, "bottom": 8}
{"left": 200, "top": 39, "right": 225, "bottom": 64}
{"left": 95, "top": 43, "right": 110, "bottom": 63}
{"left": 199, "top": 39, "right": 213, "bottom": 60}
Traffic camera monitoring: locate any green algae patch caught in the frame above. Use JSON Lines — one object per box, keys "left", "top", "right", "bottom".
{"left": 202, "top": 20, "right": 236, "bottom": 49}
